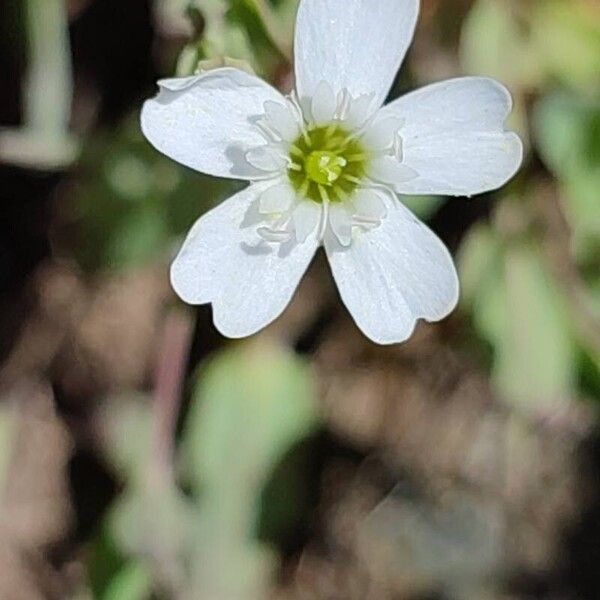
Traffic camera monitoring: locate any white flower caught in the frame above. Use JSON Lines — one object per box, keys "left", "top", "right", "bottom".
{"left": 141, "top": 0, "right": 522, "bottom": 344}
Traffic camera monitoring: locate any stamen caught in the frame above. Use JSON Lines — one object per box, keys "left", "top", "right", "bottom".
{"left": 257, "top": 227, "right": 292, "bottom": 243}
{"left": 285, "top": 122, "right": 370, "bottom": 204}
{"left": 324, "top": 124, "right": 338, "bottom": 140}
{"left": 332, "top": 184, "right": 349, "bottom": 201}
{"left": 345, "top": 153, "right": 370, "bottom": 163}
{"left": 289, "top": 145, "right": 304, "bottom": 158}
{"left": 318, "top": 185, "right": 330, "bottom": 203}
{"left": 318, "top": 197, "right": 330, "bottom": 241}
{"left": 342, "top": 174, "right": 362, "bottom": 185}
{"left": 299, "top": 178, "right": 310, "bottom": 197}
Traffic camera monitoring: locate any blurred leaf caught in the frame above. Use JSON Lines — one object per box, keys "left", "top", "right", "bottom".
{"left": 531, "top": 0, "right": 600, "bottom": 91}
{"left": 459, "top": 0, "right": 534, "bottom": 148}
{"left": 461, "top": 0, "right": 600, "bottom": 94}
{"left": 175, "top": 0, "right": 257, "bottom": 76}
{"left": 99, "top": 395, "right": 196, "bottom": 597}
{"left": 198, "top": 0, "right": 250, "bottom": 56}
{"left": 457, "top": 223, "right": 506, "bottom": 353}
{"left": 239, "top": 0, "right": 294, "bottom": 60}
{"left": 195, "top": 56, "right": 256, "bottom": 75}
{"left": 88, "top": 523, "right": 128, "bottom": 600}
{"left": 181, "top": 339, "right": 319, "bottom": 598}
{"left": 0, "top": 0, "right": 78, "bottom": 169}
{"left": 460, "top": 219, "right": 576, "bottom": 412}
{"left": 72, "top": 120, "right": 240, "bottom": 272}
{"left": 493, "top": 243, "right": 574, "bottom": 412}
{"left": 108, "top": 479, "right": 195, "bottom": 574}
{"left": 103, "top": 563, "right": 152, "bottom": 600}
{"left": 189, "top": 511, "right": 275, "bottom": 600}
{"left": 460, "top": 0, "right": 543, "bottom": 91}
{"left": 582, "top": 279, "right": 600, "bottom": 390}
{"left": 401, "top": 195, "right": 445, "bottom": 221}
{"left": 534, "top": 92, "right": 600, "bottom": 260}
{"left": 270, "top": 0, "right": 299, "bottom": 38}
{"left": 104, "top": 207, "right": 169, "bottom": 270}
{"left": 178, "top": 0, "right": 295, "bottom": 76}
{"left": 457, "top": 223, "right": 502, "bottom": 308}
{"left": 183, "top": 340, "right": 319, "bottom": 497}
{"left": 98, "top": 394, "right": 154, "bottom": 482}
{"left": 99, "top": 341, "right": 319, "bottom": 599}
{"left": 534, "top": 91, "right": 600, "bottom": 183}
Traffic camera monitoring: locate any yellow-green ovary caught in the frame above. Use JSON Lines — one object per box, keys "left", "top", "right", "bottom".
{"left": 288, "top": 125, "right": 370, "bottom": 203}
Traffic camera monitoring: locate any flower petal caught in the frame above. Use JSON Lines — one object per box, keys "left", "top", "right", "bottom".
{"left": 245, "top": 145, "right": 289, "bottom": 173}
{"left": 325, "top": 196, "right": 459, "bottom": 344}
{"left": 263, "top": 101, "right": 300, "bottom": 142}
{"left": 361, "top": 116, "right": 405, "bottom": 151}
{"left": 311, "top": 81, "right": 337, "bottom": 124}
{"left": 343, "top": 93, "right": 376, "bottom": 130}
{"left": 328, "top": 203, "right": 354, "bottom": 247}
{"left": 171, "top": 185, "right": 319, "bottom": 338}
{"left": 259, "top": 181, "right": 296, "bottom": 214}
{"left": 293, "top": 200, "right": 322, "bottom": 243}
{"left": 294, "top": 0, "right": 420, "bottom": 110}
{"left": 353, "top": 188, "right": 387, "bottom": 221}
{"left": 376, "top": 77, "right": 523, "bottom": 196}
{"left": 369, "top": 156, "right": 418, "bottom": 185}
{"left": 141, "top": 68, "right": 286, "bottom": 180}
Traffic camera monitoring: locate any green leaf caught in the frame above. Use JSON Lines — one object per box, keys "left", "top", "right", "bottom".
{"left": 183, "top": 340, "right": 319, "bottom": 498}
{"left": 531, "top": 0, "right": 600, "bottom": 91}
{"left": 182, "top": 0, "right": 257, "bottom": 73}
{"left": 188, "top": 513, "right": 275, "bottom": 600}
{"left": 534, "top": 93, "right": 589, "bottom": 176}
{"left": 87, "top": 523, "right": 128, "bottom": 600}
{"left": 494, "top": 243, "right": 575, "bottom": 412}
{"left": 534, "top": 92, "right": 600, "bottom": 260}
{"left": 108, "top": 479, "right": 195, "bottom": 566}
{"left": 460, "top": 0, "right": 544, "bottom": 91}
{"left": 103, "top": 562, "right": 152, "bottom": 600}
{"left": 72, "top": 120, "right": 240, "bottom": 272}
{"left": 0, "top": 0, "right": 79, "bottom": 169}
{"left": 457, "top": 223, "right": 503, "bottom": 308}
{"left": 97, "top": 394, "right": 154, "bottom": 482}
{"left": 181, "top": 340, "right": 319, "bottom": 598}
{"left": 461, "top": 219, "right": 576, "bottom": 412}
{"left": 104, "top": 207, "right": 168, "bottom": 270}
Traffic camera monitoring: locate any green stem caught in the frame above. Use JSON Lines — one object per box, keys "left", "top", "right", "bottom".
{"left": 0, "top": 0, "right": 77, "bottom": 168}
{"left": 24, "top": 0, "right": 73, "bottom": 133}
{"left": 244, "top": 0, "right": 293, "bottom": 62}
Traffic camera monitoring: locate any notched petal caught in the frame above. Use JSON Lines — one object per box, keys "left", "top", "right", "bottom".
{"left": 369, "top": 157, "right": 419, "bottom": 186}
{"left": 311, "top": 81, "right": 337, "bottom": 124}
{"left": 141, "top": 67, "right": 287, "bottom": 180}
{"left": 293, "top": 200, "right": 322, "bottom": 243}
{"left": 263, "top": 100, "right": 301, "bottom": 142}
{"left": 259, "top": 182, "right": 296, "bottom": 214}
{"left": 328, "top": 204, "right": 354, "bottom": 247}
{"left": 245, "top": 145, "right": 289, "bottom": 173}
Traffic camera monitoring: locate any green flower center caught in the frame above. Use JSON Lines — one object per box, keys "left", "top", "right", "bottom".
{"left": 305, "top": 151, "right": 346, "bottom": 185}
{"left": 288, "top": 125, "right": 370, "bottom": 203}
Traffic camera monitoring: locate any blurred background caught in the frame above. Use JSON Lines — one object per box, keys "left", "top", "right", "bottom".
{"left": 0, "top": 0, "right": 599, "bottom": 598}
